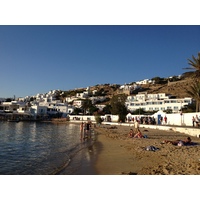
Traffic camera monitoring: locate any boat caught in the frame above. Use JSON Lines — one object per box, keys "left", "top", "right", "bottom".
{"left": 7, "top": 119, "right": 20, "bottom": 122}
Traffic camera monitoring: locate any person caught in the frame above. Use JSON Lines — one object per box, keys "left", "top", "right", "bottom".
{"left": 128, "top": 129, "right": 134, "bottom": 138}
{"left": 80, "top": 122, "right": 84, "bottom": 131}
{"left": 133, "top": 130, "right": 144, "bottom": 138}
{"left": 195, "top": 115, "right": 200, "bottom": 127}
{"left": 86, "top": 121, "right": 91, "bottom": 132}
{"left": 192, "top": 116, "right": 195, "bottom": 127}
{"left": 163, "top": 137, "right": 192, "bottom": 146}
{"left": 164, "top": 116, "right": 167, "bottom": 124}
{"left": 160, "top": 116, "right": 163, "bottom": 125}
{"left": 134, "top": 120, "right": 140, "bottom": 133}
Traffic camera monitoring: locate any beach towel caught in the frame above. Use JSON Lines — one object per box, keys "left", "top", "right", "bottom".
{"left": 146, "top": 146, "right": 159, "bottom": 151}
{"left": 177, "top": 141, "right": 184, "bottom": 146}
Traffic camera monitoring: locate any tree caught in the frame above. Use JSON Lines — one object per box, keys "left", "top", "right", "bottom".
{"left": 103, "top": 104, "right": 112, "bottom": 114}
{"left": 184, "top": 52, "right": 200, "bottom": 78}
{"left": 186, "top": 79, "right": 200, "bottom": 112}
{"left": 183, "top": 52, "right": 200, "bottom": 111}
{"left": 95, "top": 114, "right": 103, "bottom": 125}
{"left": 151, "top": 76, "right": 162, "bottom": 84}
{"left": 81, "top": 99, "right": 93, "bottom": 114}
{"left": 72, "top": 108, "right": 82, "bottom": 115}
{"left": 5, "top": 98, "right": 13, "bottom": 102}
{"left": 110, "top": 94, "right": 128, "bottom": 122}
{"left": 88, "top": 105, "right": 99, "bottom": 115}
{"left": 81, "top": 99, "right": 99, "bottom": 114}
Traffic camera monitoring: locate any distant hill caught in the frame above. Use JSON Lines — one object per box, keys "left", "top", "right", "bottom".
{"left": 139, "top": 78, "right": 193, "bottom": 98}
{"left": 59, "top": 72, "right": 195, "bottom": 104}
{"left": 87, "top": 74, "right": 194, "bottom": 99}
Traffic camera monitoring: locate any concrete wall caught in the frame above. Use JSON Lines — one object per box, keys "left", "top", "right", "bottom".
{"left": 152, "top": 111, "right": 200, "bottom": 126}
{"left": 101, "top": 122, "right": 200, "bottom": 138}
{"left": 69, "top": 112, "right": 200, "bottom": 137}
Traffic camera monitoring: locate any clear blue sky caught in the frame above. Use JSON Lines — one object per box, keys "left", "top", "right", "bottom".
{"left": 0, "top": 25, "right": 199, "bottom": 98}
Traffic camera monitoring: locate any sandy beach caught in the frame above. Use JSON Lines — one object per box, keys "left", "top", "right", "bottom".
{"left": 93, "top": 124, "right": 200, "bottom": 175}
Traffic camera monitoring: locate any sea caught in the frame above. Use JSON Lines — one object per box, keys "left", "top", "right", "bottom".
{"left": 0, "top": 121, "right": 98, "bottom": 175}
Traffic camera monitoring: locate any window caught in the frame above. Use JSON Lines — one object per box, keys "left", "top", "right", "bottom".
{"left": 174, "top": 106, "right": 179, "bottom": 110}
{"left": 171, "top": 100, "right": 177, "bottom": 103}
{"left": 184, "top": 100, "right": 191, "bottom": 103}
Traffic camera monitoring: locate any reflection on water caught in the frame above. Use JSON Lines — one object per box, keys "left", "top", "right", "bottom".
{"left": 0, "top": 121, "right": 97, "bottom": 175}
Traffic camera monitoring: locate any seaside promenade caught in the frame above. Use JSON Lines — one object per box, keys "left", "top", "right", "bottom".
{"left": 70, "top": 118, "right": 200, "bottom": 138}
{"left": 101, "top": 121, "right": 200, "bottom": 137}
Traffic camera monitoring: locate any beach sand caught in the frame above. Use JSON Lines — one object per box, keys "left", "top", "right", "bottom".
{"left": 93, "top": 125, "right": 200, "bottom": 175}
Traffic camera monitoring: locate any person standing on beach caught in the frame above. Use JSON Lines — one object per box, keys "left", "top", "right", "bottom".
{"left": 192, "top": 116, "right": 195, "bottom": 127}
{"left": 80, "top": 122, "right": 84, "bottom": 131}
{"left": 134, "top": 120, "right": 140, "bottom": 133}
{"left": 160, "top": 116, "right": 163, "bottom": 125}
{"left": 164, "top": 116, "right": 167, "bottom": 124}
{"left": 195, "top": 114, "right": 200, "bottom": 127}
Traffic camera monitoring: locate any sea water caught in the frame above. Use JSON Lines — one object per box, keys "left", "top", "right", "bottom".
{"left": 0, "top": 121, "right": 97, "bottom": 175}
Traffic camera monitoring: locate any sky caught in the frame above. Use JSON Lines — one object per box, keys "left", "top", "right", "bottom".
{"left": 0, "top": 1, "right": 200, "bottom": 99}
{"left": 0, "top": 25, "right": 199, "bottom": 98}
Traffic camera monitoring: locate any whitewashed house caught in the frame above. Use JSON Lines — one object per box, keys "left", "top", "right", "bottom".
{"left": 30, "top": 105, "right": 47, "bottom": 118}
{"left": 0, "top": 101, "right": 19, "bottom": 113}
{"left": 126, "top": 92, "right": 193, "bottom": 113}
{"left": 76, "top": 91, "right": 89, "bottom": 99}
{"left": 136, "top": 79, "right": 149, "bottom": 85}
{"left": 73, "top": 100, "right": 84, "bottom": 108}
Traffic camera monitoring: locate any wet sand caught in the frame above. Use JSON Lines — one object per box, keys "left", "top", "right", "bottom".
{"left": 93, "top": 125, "right": 200, "bottom": 175}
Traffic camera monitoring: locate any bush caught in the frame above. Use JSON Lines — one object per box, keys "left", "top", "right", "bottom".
{"left": 95, "top": 115, "right": 103, "bottom": 124}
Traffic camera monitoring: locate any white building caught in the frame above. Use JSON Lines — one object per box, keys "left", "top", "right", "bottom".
{"left": 136, "top": 79, "right": 154, "bottom": 85}
{"left": 126, "top": 93, "right": 193, "bottom": 113}
{"left": 0, "top": 101, "right": 19, "bottom": 113}
{"left": 65, "top": 96, "right": 76, "bottom": 103}
{"left": 76, "top": 91, "right": 89, "bottom": 99}
{"left": 39, "top": 98, "right": 69, "bottom": 115}
{"left": 30, "top": 105, "right": 47, "bottom": 118}
{"left": 73, "top": 100, "right": 84, "bottom": 108}
{"left": 89, "top": 96, "right": 106, "bottom": 104}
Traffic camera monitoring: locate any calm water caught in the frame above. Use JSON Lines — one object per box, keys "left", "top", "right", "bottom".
{"left": 0, "top": 121, "right": 97, "bottom": 175}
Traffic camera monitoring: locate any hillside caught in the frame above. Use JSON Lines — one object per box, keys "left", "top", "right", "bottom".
{"left": 88, "top": 77, "right": 193, "bottom": 99}
{"left": 62, "top": 72, "right": 195, "bottom": 103}
{"left": 140, "top": 78, "right": 193, "bottom": 98}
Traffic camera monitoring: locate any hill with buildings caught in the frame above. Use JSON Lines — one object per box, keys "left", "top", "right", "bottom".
{"left": 0, "top": 72, "right": 195, "bottom": 121}
{"left": 85, "top": 74, "right": 193, "bottom": 100}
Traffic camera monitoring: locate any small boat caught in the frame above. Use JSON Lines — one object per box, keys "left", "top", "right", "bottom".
{"left": 7, "top": 119, "right": 20, "bottom": 122}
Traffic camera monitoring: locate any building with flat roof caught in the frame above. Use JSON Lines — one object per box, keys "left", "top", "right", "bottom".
{"left": 125, "top": 92, "right": 193, "bottom": 113}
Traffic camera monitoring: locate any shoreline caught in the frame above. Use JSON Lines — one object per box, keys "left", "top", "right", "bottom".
{"left": 92, "top": 125, "right": 200, "bottom": 175}
{"left": 3, "top": 119, "right": 199, "bottom": 175}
